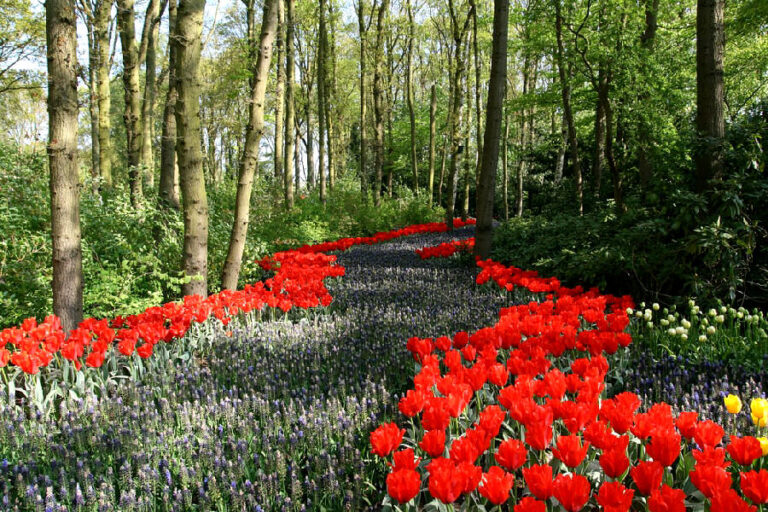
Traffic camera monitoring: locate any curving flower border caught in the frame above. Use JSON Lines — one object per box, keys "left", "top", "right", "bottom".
{"left": 372, "top": 236, "right": 768, "bottom": 512}
{"left": 0, "top": 219, "right": 475, "bottom": 377}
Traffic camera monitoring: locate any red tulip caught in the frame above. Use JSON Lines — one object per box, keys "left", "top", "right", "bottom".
{"left": 552, "top": 473, "right": 591, "bottom": 512}
{"left": 479, "top": 466, "right": 514, "bottom": 505}
{"left": 597, "top": 481, "right": 634, "bottom": 512}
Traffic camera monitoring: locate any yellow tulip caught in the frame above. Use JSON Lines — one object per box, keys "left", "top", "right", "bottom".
{"left": 751, "top": 398, "right": 768, "bottom": 418}
{"left": 758, "top": 437, "right": 768, "bottom": 456}
{"left": 724, "top": 394, "right": 743, "bottom": 414}
{"left": 754, "top": 414, "right": 768, "bottom": 428}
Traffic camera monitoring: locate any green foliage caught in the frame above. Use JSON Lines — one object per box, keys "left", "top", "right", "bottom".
{"left": 0, "top": 144, "right": 443, "bottom": 328}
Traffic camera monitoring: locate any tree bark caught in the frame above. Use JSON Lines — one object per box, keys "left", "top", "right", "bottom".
{"left": 140, "top": 0, "right": 163, "bottom": 185}
{"left": 47, "top": 0, "right": 84, "bottom": 331}
{"left": 326, "top": 5, "right": 337, "bottom": 190}
{"left": 160, "top": 0, "right": 180, "bottom": 209}
{"left": 428, "top": 84, "right": 437, "bottom": 203}
{"left": 356, "top": 0, "right": 368, "bottom": 200}
{"left": 372, "top": 0, "right": 389, "bottom": 206}
{"left": 174, "top": 0, "right": 208, "bottom": 297}
{"left": 695, "top": 0, "right": 725, "bottom": 191}
{"left": 593, "top": 63, "right": 606, "bottom": 198}
{"left": 117, "top": 0, "right": 143, "bottom": 206}
{"left": 95, "top": 0, "right": 112, "bottom": 187}
{"left": 555, "top": 0, "right": 582, "bottom": 215}
{"left": 220, "top": 0, "right": 278, "bottom": 290}
{"left": 274, "top": 0, "right": 285, "bottom": 187}
{"left": 317, "top": 0, "right": 327, "bottom": 203}
{"left": 470, "top": 0, "right": 483, "bottom": 187}
{"left": 283, "top": 0, "right": 295, "bottom": 209}
{"left": 502, "top": 112, "right": 509, "bottom": 220}
{"left": 445, "top": 0, "right": 472, "bottom": 230}
{"left": 86, "top": 19, "right": 101, "bottom": 193}
{"left": 406, "top": 0, "right": 418, "bottom": 193}
{"left": 475, "top": 0, "right": 508, "bottom": 259}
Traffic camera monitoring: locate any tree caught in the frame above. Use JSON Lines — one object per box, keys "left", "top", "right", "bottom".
{"left": 372, "top": 0, "right": 389, "bottom": 205}
{"left": 475, "top": 0, "right": 508, "bottom": 259}
{"left": 274, "top": 0, "right": 285, "bottom": 188}
{"left": 695, "top": 0, "right": 725, "bottom": 191}
{"left": 159, "top": 0, "right": 181, "bottom": 209}
{"left": 284, "top": 0, "right": 295, "bottom": 209}
{"left": 406, "top": 0, "right": 418, "bottom": 193}
{"left": 139, "top": 0, "right": 166, "bottom": 184}
{"left": 221, "top": 0, "right": 279, "bottom": 290}
{"left": 174, "top": 0, "right": 208, "bottom": 297}
{"left": 46, "top": 0, "right": 83, "bottom": 331}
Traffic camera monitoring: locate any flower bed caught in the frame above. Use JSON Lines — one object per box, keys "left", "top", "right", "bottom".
{"left": 372, "top": 238, "right": 768, "bottom": 511}
{"left": 0, "top": 219, "right": 475, "bottom": 410}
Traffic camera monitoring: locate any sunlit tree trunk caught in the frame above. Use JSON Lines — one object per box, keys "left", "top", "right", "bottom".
{"left": 274, "top": 0, "right": 285, "bottom": 187}
{"left": 502, "top": 112, "right": 509, "bottom": 220}
{"left": 117, "top": 0, "right": 143, "bottom": 206}
{"left": 428, "top": 84, "right": 437, "bottom": 203}
{"left": 406, "top": 0, "right": 418, "bottom": 193}
{"left": 283, "top": 0, "right": 295, "bottom": 209}
{"left": 140, "top": 0, "right": 163, "bottom": 186}
{"left": 160, "top": 0, "right": 180, "bottom": 209}
{"left": 317, "top": 0, "right": 327, "bottom": 203}
{"left": 175, "top": 0, "right": 208, "bottom": 296}
{"left": 94, "top": 0, "right": 112, "bottom": 187}
{"left": 47, "top": 0, "right": 83, "bottom": 331}
{"left": 85, "top": 18, "right": 100, "bottom": 193}
{"left": 372, "top": 0, "right": 389, "bottom": 205}
{"left": 220, "top": 0, "right": 278, "bottom": 290}
{"left": 356, "top": 0, "right": 369, "bottom": 200}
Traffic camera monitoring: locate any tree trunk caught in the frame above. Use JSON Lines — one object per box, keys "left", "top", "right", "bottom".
{"left": 274, "top": 0, "right": 285, "bottom": 187}
{"left": 555, "top": 0, "right": 582, "bottom": 215}
{"left": 86, "top": 21, "right": 100, "bottom": 194}
{"left": 475, "top": 0, "right": 507, "bottom": 259}
{"left": 428, "top": 84, "right": 437, "bottom": 203}
{"left": 695, "top": 0, "right": 725, "bottom": 191}
{"left": 593, "top": 63, "right": 607, "bottom": 198}
{"left": 283, "top": 0, "right": 295, "bottom": 209}
{"left": 462, "top": 57, "right": 472, "bottom": 219}
{"left": 220, "top": 0, "right": 278, "bottom": 290}
{"left": 637, "top": 0, "right": 659, "bottom": 191}
{"left": 140, "top": 0, "right": 163, "bottom": 186}
{"left": 502, "top": 112, "right": 509, "bottom": 220}
{"left": 555, "top": 110, "right": 566, "bottom": 183}
{"left": 326, "top": 6, "right": 337, "bottom": 190}
{"left": 438, "top": 136, "right": 447, "bottom": 205}
{"left": 305, "top": 101, "right": 315, "bottom": 189}
{"left": 445, "top": 0, "right": 472, "bottom": 230}
{"left": 470, "top": 0, "right": 483, "bottom": 187}
{"left": 47, "top": 0, "right": 83, "bottom": 331}
{"left": 95, "top": 0, "right": 112, "bottom": 187}
{"left": 356, "top": 0, "right": 368, "bottom": 200}
{"left": 406, "top": 0, "right": 418, "bottom": 193}
{"left": 117, "top": 0, "right": 143, "bottom": 207}
{"left": 160, "top": 0, "right": 180, "bottom": 209}
{"left": 604, "top": 87, "right": 624, "bottom": 212}
{"left": 317, "top": 0, "right": 327, "bottom": 203}
{"left": 174, "top": 0, "right": 208, "bottom": 297}
{"left": 372, "top": 0, "right": 389, "bottom": 206}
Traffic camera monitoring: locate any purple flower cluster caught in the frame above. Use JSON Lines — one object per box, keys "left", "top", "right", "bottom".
{"left": 0, "top": 227, "right": 514, "bottom": 511}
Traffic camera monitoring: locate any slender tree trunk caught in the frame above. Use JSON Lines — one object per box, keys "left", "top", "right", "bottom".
{"left": 317, "top": 0, "right": 327, "bottom": 203}
{"left": 593, "top": 64, "right": 606, "bottom": 198}
{"left": 140, "top": 0, "right": 163, "bottom": 186}
{"left": 555, "top": 0, "right": 582, "bottom": 214}
{"left": 406, "top": 0, "right": 418, "bottom": 193}
{"left": 305, "top": 99, "right": 315, "bottom": 189}
{"left": 372, "top": 0, "right": 389, "bottom": 206}
{"left": 283, "top": 0, "right": 295, "bottom": 209}
{"left": 160, "top": 0, "right": 180, "bottom": 209}
{"left": 438, "top": 136, "right": 447, "bottom": 205}
{"left": 502, "top": 112, "right": 509, "bottom": 220}
{"left": 637, "top": 0, "right": 658, "bottom": 191}
{"left": 117, "top": 0, "right": 143, "bottom": 206}
{"left": 695, "top": 0, "right": 725, "bottom": 191}
{"left": 356, "top": 0, "right": 368, "bottom": 200}
{"left": 445, "top": 0, "right": 472, "bottom": 230}
{"left": 475, "top": 0, "right": 507, "bottom": 258}
{"left": 428, "top": 84, "right": 437, "bottom": 203}
{"left": 274, "top": 0, "right": 285, "bottom": 187}
{"left": 294, "top": 121, "right": 301, "bottom": 193}
{"left": 221, "top": 0, "right": 278, "bottom": 290}
{"left": 175, "top": 0, "right": 208, "bottom": 296}
{"left": 326, "top": 7, "right": 336, "bottom": 190}
{"left": 95, "top": 0, "right": 112, "bottom": 187}
{"left": 470, "top": 0, "right": 483, "bottom": 186}
{"left": 555, "top": 110, "right": 566, "bottom": 183}
{"left": 86, "top": 21, "right": 101, "bottom": 194}
{"left": 604, "top": 87, "right": 624, "bottom": 212}
{"left": 47, "top": 0, "right": 83, "bottom": 331}
{"left": 462, "top": 60, "right": 472, "bottom": 219}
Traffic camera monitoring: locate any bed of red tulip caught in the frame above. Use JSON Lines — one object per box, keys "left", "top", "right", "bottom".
{"left": 0, "top": 219, "right": 475, "bottom": 377}
{"left": 372, "top": 238, "right": 768, "bottom": 511}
